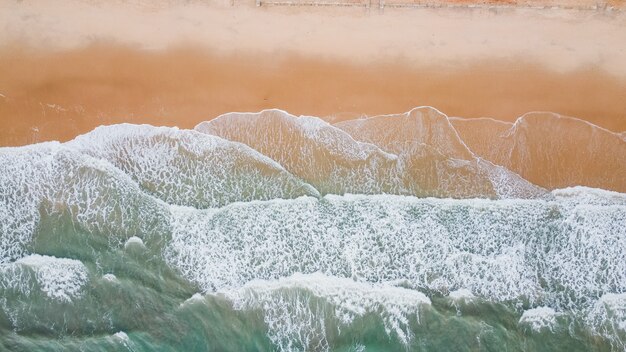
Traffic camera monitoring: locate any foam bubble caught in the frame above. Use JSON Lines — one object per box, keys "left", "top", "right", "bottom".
{"left": 113, "top": 331, "right": 129, "bottom": 341}
{"left": 102, "top": 273, "right": 118, "bottom": 282}
{"left": 124, "top": 236, "right": 145, "bottom": 249}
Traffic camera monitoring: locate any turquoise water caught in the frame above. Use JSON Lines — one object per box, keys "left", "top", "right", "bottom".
{"left": 1, "top": 117, "right": 625, "bottom": 351}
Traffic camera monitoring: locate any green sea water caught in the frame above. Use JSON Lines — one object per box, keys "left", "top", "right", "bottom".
{"left": 1, "top": 122, "right": 625, "bottom": 351}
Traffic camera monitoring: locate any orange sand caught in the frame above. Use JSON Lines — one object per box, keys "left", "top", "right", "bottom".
{"left": 1, "top": 44, "right": 625, "bottom": 146}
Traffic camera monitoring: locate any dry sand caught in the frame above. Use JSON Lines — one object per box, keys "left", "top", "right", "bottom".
{"left": 0, "top": 0, "right": 625, "bottom": 145}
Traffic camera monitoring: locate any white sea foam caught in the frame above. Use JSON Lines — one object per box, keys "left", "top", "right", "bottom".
{"left": 15, "top": 254, "right": 88, "bottom": 302}
{"left": 586, "top": 293, "right": 626, "bottom": 348}
{"left": 552, "top": 186, "right": 626, "bottom": 207}
{"left": 449, "top": 289, "right": 475, "bottom": 301}
{"left": 67, "top": 124, "right": 319, "bottom": 208}
{"left": 1, "top": 122, "right": 625, "bottom": 347}
{"left": 165, "top": 190, "right": 626, "bottom": 317}
{"left": 0, "top": 142, "right": 59, "bottom": 263}
{"left": 0, "top": 143, "right": 169, "bottom": 263}
{"left": 220, "top": 273, "right": 430, "bottom": 351}
{"left": 519, "top": 307, "right": 557, "bottom": 332}
{"left": 112, "top": 331, "right": 133, "bottom": 349}
{"left": 179, "top": 293, "right": 205, "bottom": 307}
{"left": 114, "top": 331, "right": 129, "bottom": 341}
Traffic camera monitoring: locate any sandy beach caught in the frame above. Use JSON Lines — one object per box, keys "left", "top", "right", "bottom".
{"left": 1, "top": 0, "right": 626, "bottom": 145}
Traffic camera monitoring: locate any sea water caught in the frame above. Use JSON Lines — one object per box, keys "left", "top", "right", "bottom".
{"left": 1, "top": 110, "right": 624, "bottom": 351}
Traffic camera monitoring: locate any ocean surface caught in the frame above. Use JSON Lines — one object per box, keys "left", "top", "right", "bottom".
{"left": 1, "top": 108, "right": 625, "bottom": 351}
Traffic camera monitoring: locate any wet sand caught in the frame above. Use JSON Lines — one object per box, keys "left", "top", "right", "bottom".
{"left": 1, "top": 44, "right": 626, "bottom": 146}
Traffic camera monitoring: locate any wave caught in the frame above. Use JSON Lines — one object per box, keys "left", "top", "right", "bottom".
{"left": 335, "top": 106, "right": 475, "bottom": 160}
{"left": 335, "top": 106, "right": 547, "bottom": 199}
{"left": 518, "top": 307, "right": 558, "bottom": 332}
{"left": 0, "top": 142, "right": 168, "bottom": 263}
{"left": 196, "top": 109, "right": 402, "bottom": 196}
{"left": 1, "top": 109, "right": 625, "bottom": 350}
{"left": 196, "top": 109, "right": 547, "bottom": 199}
{"left": 165, "top": 190, "right": 625, "bottom": 309}
{"left": 218, "top": 273, "right": 430, "bottom": 350}
{"left": 13, "top": 254, "right": 88, "bottom": 302}
{"left": 0, "top": 254, "right": 90, "bottom": 333}
{"left": 164, "top": 189, "right": 625, "bottom": 349}
{"left": 451, "top": 112, "right": 626, "bottom": 193}
{"left": 67, "top": 124, "right": 319, "bottom": 208}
